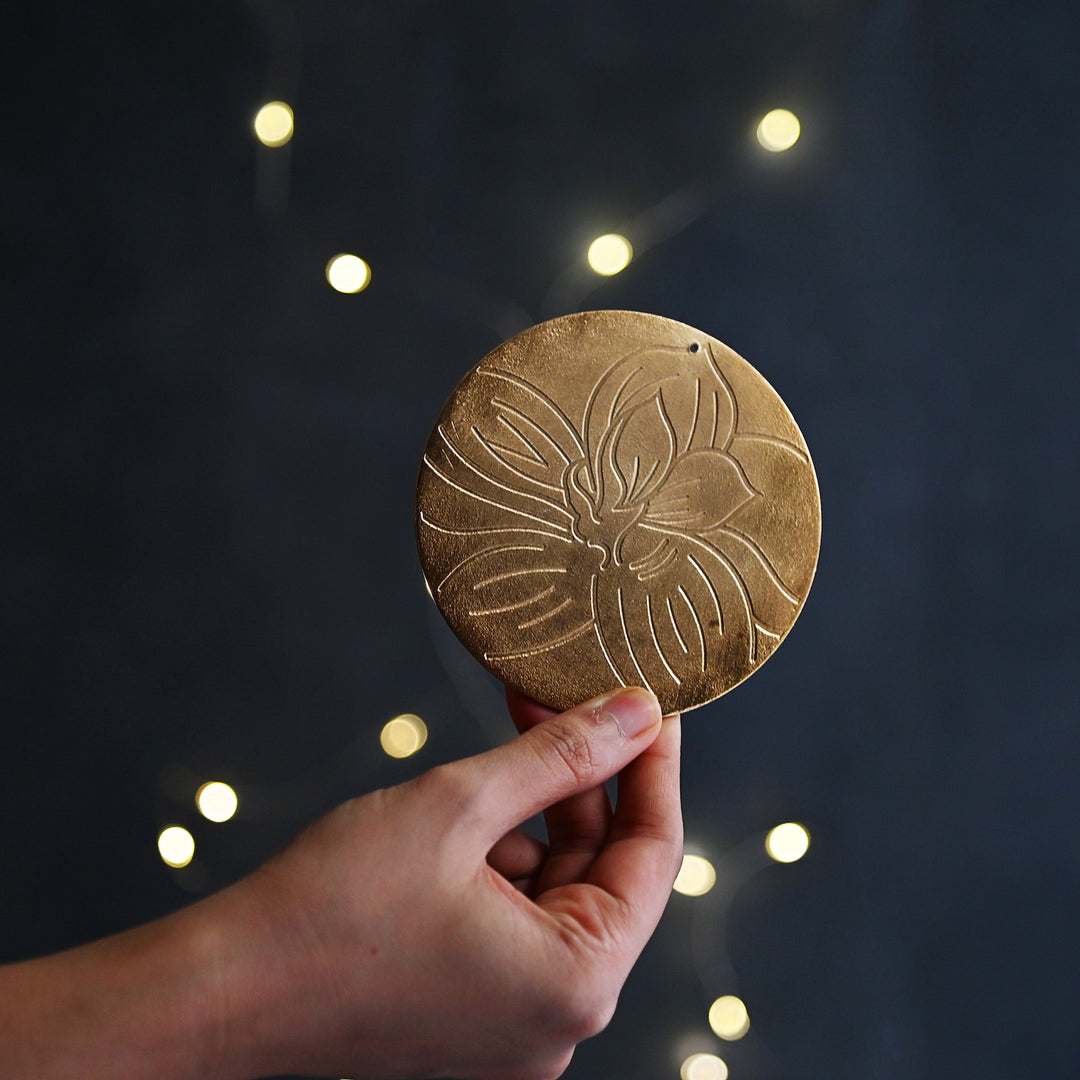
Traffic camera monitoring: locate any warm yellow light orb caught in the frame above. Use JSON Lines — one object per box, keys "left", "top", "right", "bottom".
{"left": 380, "top": 714, "right": 428, "bottom": 758}
{"left": 326, "top": 254, "right": 371, "bottom": 294}
{"left": 766, "top": 821, "right": 810, "bottom": 863}
{"left": 254, "top": 101, "right": 294, "bottom": 147}
{"left": 680, "top": 1053, "right": 728, "bottom": 1080}
{"left": 708, "top": 995, "right": 750, "bottom": 1040}
{"left": 158, "top": 826, "right": 195, "bottom": 868}
{"left": 587, "top": 233, "right": 633, "bottom": 276}
{"left": 756, "top": 108, "right": 801, "bottom": 152}
{"left": 196, "top": 781, "right": 238, "bottom": 823}
{"left": 673, "top": 853, "right": 716, "bottom": 896}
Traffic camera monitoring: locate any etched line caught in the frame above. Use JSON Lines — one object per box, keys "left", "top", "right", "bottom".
{"left": 638, "top": 546, "right": 678, "bottom": 580}
{"left": 471, "top": 425, "right": 564, "bottom": 495}
{"left": 705, "top": 342, "right": 739, "bottom": 448}
{"left": 629, "top": 537, "right": 668, "bottom": 573}
{"left": 518, "top": 595, "right": 573, "bottom": 629}
{"left": 633, "top": 450, "right": 662, "bottom": 501}
{"left": 491, "top": 399, "right": 575, "bottom": 467}
{"left": 473, "top": 566, "right": 568, "bottom": 590}
{"left": 689, "top": 542, "right": 756, "bottom": 666}
{"left": 677, "top": 585, "right": 707, "bottom": 673}
{"left": 589, "top": 345, "right": 685, "bottom": 428}
{"left": 685, "top": 552, "right": 724, "bottom": 638}
{"left": 617, "top": 587, "right": 651, "bottom": 689}
{"left": 479, "top": 369, "right": 584, "bottom": 457}
{"left": 685, "top": 377, "right": 702, "bottom": 449}
{"left": 605, "top": 365, "right": 645, "bottom": 433}
{"left": 419, "top": 512, "right": 570, "bottom": 544}
{"left": 732, "top": 432, "right": 810, "bottom": 464}
{"left": 592, "top": 573, "right": 627, "bottom": 684}
{"left": 496, "top": 413, "right": 550, "bottom": 465}
{"left": 666, "top": 596, "right": 689, "bottom": 653}
{"left": 436, "top": 428, "right": 574, "bottom": 522}
{"left": 423, "top": 455, "right": 572, "bottom": 536}
{"left": 435, "top": 542, "right": 546, "bottom": 593}
{"left": 710, "top": 390, "right": 720, "bottom": 446}
{"left": 625, "top": 453, "right": 641, "bottom": 501}
{"left": 713, "top": 527, "right": 800, "bottom": 605}
{"left": 468, "top": 583, "right": 555, "bottom": 617}
{"left": 754, "top": 622, "right": 782, "bottom": 642}
{"left": 647, "top": 592, "right": 682, "bottom": 686}
{"left": 486, "top": 617, "right": 595, "bottom": 662}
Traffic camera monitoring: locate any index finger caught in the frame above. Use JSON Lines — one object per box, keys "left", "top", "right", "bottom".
{"left": 582, "top": 712, "right": 683, "bottom": 933}
{"left": 506, "top": 686, "right": 617, "bottom": 891}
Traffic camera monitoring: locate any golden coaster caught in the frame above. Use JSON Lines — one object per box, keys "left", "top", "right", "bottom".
{"left": 416, "top": 311, "right": 820, "bottom": 713}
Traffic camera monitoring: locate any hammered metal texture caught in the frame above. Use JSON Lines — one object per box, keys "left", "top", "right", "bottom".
{"left": 416, "top": 311, "right": 821, "bottom": 713}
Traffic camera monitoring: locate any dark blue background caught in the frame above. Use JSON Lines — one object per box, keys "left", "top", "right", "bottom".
{"left": 3, "top": 2, "right": 1077, "bottom": 1077}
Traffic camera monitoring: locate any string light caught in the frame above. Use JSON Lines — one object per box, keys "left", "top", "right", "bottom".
{"left": 680, "top": 1053, "right": 728, "bottom": 1080}
{"left": 708, "top": 996, "right": 750, "bottom": 1040}
{"left": 157, "top": 826, "right": 195, "bottom": 868}
{"left": 673, "top": 853, "right": 716, "bottom": 896}
{"left": 326, "top": 254, "right": 372, "bottom": 294}
{"left": 380, "top": 714, "right": 428, "bottom": 758}
{"left": 196, "top": 781, "right": 238, "bottom": 823}
{"left": 587, "top": 233, "right": 633, "bottom": 276}
{"left": 756, "top": 108, "right": 800, "bottom": 152}
{"left": 253, "top": 101, "right": 295, "bottom": 147}
{"left": 766, "top": 822, "right": 810, "bottom": 863}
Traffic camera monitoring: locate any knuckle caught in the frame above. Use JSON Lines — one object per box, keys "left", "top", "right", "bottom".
{"left": 414, "top": 762, "right": 481, "bottom": 819}
{"left": 533, "top": 721, "right": 597, "bottom": 788}
{"left": 538, "top": 971, "right": 617, "bottom": 1044}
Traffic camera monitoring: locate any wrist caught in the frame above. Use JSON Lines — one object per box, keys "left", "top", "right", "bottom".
{"left": 0, "top": 899, "right": 233, "bottom": 1080}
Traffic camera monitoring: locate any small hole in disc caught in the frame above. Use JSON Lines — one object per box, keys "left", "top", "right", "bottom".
{"left": 689, "top": 342, "right": 700, "bottom": 353}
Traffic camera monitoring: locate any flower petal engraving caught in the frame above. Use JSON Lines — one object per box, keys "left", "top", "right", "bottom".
{"left": 607, "top": 393, "right": 678, "bottom": 506}
{"left": 416, "top": 312, "right": 820, "bottom": 713}
{"left": 644, "top": 449, "right": 756, "bottom": 533}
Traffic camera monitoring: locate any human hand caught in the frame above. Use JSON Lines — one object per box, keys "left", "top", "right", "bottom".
{"left": 218, "top": 686, "right": 683, "bottom": 1080}
{"left": 0, "top": 686, "right": 681, "bottom": 1080}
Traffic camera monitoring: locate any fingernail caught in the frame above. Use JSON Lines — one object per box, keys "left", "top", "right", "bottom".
{"left": 598, "top": 687, "right": 661, "bottom": 738}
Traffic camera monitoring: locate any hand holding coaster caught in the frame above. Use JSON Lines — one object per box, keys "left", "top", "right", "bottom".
{"left": 416, "top": 311, "right": 821, "bottom": 714}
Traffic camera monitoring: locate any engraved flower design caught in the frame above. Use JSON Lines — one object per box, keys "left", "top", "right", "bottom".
{"left": 418, "top": 335, "right": 814, "bottom": 709}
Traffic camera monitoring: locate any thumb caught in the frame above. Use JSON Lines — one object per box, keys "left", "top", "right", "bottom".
{"left": 462, "top": 687, "right": 662, "bottom": 847}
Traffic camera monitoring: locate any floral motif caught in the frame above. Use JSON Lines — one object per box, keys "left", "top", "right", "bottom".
{"left": 418, "top": 328, "right": 816, "bottom": 711}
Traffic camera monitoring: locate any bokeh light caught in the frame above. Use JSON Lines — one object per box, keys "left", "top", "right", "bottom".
{"left": 587, "top": 233, "right": 633, "bottom": 276}
{"left": 196, "top": 781, "right": 238, "bottom": 823}
{"left": 380, "top": 714, "right": 428, "bottom": 758}
{"left": 680, "top": 1053, "right": 728, "bottom": 1080}
{"left": 756, "top": 108, "right": 801, "bottom": 152}
{"left": 157, "top": 826, "right": 195, "bottom": 868}
{"left": 673, "top": 853, "right": 716, "bottom": 896}
{"left": 253, "top": 101, "right": 295, "bottom": 147}
{"left": 326, "top": 254, "right": 372, "bottom": 294}
{"left": 766, "top": 821, "right": 810, "bottom": 863}
{"left": 708, "top": 995, "right": 750, "bottom": 1041}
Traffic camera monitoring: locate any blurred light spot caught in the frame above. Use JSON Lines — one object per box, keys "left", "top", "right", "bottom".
{"left": 326, "top": 254, "right": 371, "bottom": 294}
{"left": 673, "top": 853, "right": 716, "bottom": 896}
{"left": 680, "top": 1053, "right": 728, "bottom": 1080}
{"left": 766, "top": 822, "right": 810, "bottom": 863}
{"left": 380, "top": 714, "right": 428, "bottom": 758}
{"left": 196, "top": 781, "right": 238, "bottom": 823}
{"left": 756, "top": 108, "right": 801, "bottom": 152}
{"left": 158, "top": 826, "right": 195, "bottom": 868}
{"left": 708, "top": 995, "right": 750, "bottom": 1041}
{"left": 253, "top": 101, "right": 294, "bottom": 147}
{"left": 587, "top": 233, "right": 633, "bottom": 276}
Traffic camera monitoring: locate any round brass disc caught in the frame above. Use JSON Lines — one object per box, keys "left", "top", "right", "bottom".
{"left": 416, "top": 311, "right": 820, "bottom": 714}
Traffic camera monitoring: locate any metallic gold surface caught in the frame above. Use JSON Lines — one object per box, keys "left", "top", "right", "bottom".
{"left": 416, "top": 311, "right": 821, "bottom": 713}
